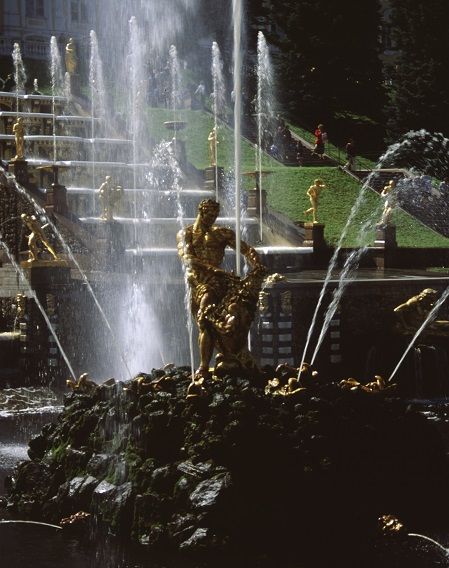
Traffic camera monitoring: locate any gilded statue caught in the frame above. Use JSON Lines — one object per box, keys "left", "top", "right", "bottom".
{"left": 98, "top": 176, "right": 123, "bottom": 221}
{"left": 65, "top": 38, "right": 78, "bottom": 75}
{"left": 12, "top": 117, "right": 25, "bottom": 160}
{"left": 380, "top": 179, "right": 397, "bottom": 225}
{"left": 66, "top": 372, "right": 97, "bottom": 394}
{"left": 177, "top": 199, "right": 266, "bottom": 380}
{"left": 304, "top": 178, "right": 325, "bottom": 224}
{"left": 379, "top": 515, "right": 404, "bottom": 536}
{"left": 207, "top": 127, "right": 218, "bottom": 167}
{"left": 394, "top": 288, "right": 449, "bottom": 335}
{"left": 21, "top": 213, "right": 59, "bottom": 263}
{"left": 338, "top": 375, "right": 396, "bottom": 394}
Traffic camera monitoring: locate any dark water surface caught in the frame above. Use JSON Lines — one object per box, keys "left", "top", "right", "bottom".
{"left": 0, "top": 524, "right": 206, "bottom": 568}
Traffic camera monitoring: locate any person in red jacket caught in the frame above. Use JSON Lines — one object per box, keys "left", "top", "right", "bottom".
{"left": 312, "top": 123, "right": 325, "bottom": 158}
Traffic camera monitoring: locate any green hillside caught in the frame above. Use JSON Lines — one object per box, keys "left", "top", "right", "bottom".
{"left": 146, "top": 109, "right": 449, "bottom": 249}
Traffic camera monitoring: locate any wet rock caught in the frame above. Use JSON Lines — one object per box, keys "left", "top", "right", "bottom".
{"left": 179, "top": 527, "right": 210, "bottom": 551}
{"left": 86, "top": 453, "right": 115, "bottom": 478}
{"left": 189, "top": 474, "right": 230, "bottom": 510}
{"left": 27, "top": 433, "right": 48, "bottom": 460}
{"left": 7, "top": 365, "right": 449, "bottom": 564}
{"left": 150, "top": 465, "right": 176, "bottom": 493}
{"left": 92, "top": 480, "right": 134, "bottom": 534}
{"left": 177, "top": 460, "right": 214, "bottom": 479}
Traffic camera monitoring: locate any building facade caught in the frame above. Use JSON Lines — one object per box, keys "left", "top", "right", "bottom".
{"left": 0, "top": 0, "right": 97, "bottom": 66}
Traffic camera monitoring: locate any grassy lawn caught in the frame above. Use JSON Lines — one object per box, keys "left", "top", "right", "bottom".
{"left": 146, "top": 107, "right": 278, "bottom": 171}
{"left": 262, "top": 167, "right": 449, "bottom": 247}
{"left": 146, "top": 108, "right": 449, "bottom": 249}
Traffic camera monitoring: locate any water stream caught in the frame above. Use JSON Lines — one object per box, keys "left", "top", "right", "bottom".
{"left": 0, "top": 240, "right": 76, "bottom": 381}
{"left": 256, "top": 32, "right": 273, "bottom": 243}
{"left": 302, "top": 132, "right": 435, "bottom": 375}
{"left": 211, "top": 41, "right": 226, "bottom": 200}
{"left": 6, "top": 173, "right": 132, "bottom": 379}
{"left": 50, "top": 36, "right": 63, "bottom": 163}
{"left": 232, "top": 0, "right": 243, "bottom": 275}
{"left": 12, "top": 42, "right": 26, "bottom": 115}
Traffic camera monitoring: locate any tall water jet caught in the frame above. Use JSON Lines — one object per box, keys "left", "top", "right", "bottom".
{"left": 50, "top": 37, "right": 63, "bottom": 162}
{"left": 12, "top": 43, "right": 26, "bottom": 114}
{"left": 169, "top": 45, "right": 180, "bottom": 125}
{"left": 63, "top": 72, "right": 72, "bottom": 106}
{"left": 211, "top": 41, "right": 226, "bottom": 200}
{"left": 89, "top": 30, "right": 107, "bottom": 131}
{"left": 233, "top": 0, "right": 243, "bottom": 274}
{"left": 89, "top": 30, "right": 107, "bottom": 211}
{"left": 256, "top": 32, "right": 273, "bottom": 242}
{"left": 128, "top": 16, "right": 147, "bottom": 228}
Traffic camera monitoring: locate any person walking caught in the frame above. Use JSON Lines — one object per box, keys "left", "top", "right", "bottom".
{"left": 344, "top": 138, "right": 356, "bottom": 171}
{"left": 312, "top": 124, "right": 325, "bottom": 159}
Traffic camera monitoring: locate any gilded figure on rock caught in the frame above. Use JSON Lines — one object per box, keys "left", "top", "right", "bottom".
{"left": 177, "top": 199, "right": 266, "bottom": 380}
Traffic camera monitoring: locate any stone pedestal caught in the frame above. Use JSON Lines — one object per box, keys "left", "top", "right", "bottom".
{"left": 302, "top": 222, "right": 326, "bottom": 250}
{"left": 94, "top": 220, "right": 125, "bottom": 266}
{"left": 172, "top": 138, "right": 186, "bottom": 166}
{"left": 19, "top": 262, "right": 71, "bottom": 386}
{"left": 246, "top": 188, "right": 267, "bottom": 217}
{"left": 374, "top": 223, "right": 397, "bottom": 248}
{"left": 204, "top": 166, "right": 224, "bottom": 198}
{"left": 21, "top": 261, "right": 71, "bottom": 293}
{"left": 373, "top": 224, "right": 397, "bottom": 269}
{"left": 9, "top": 158, "right": 28, "bottom": 186}
{"left": 46, "top": 183, "right": 68, "bottom": 216}
{"left": 70, "top": 74, "right": 81, "bottom": 96}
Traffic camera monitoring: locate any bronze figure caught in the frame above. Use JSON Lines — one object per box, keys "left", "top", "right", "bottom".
{"left": 394, "top": 288, "right": 449, "bottom": 335}
{"left": 65, "top": 38, "right": 78, "bottom": 75}
{"left": 380, "top": 179, "right": 397, "bottom": 225}
{"left": 304, "top": 178, "right": 325, "bottom": 224}
{"left": 177, "top": 199, "right": 266, "bottom": 379}
{"left": 12, "top": 117, "right": 25, "bottom": 160}
{"left": 21, "top": 213, "right": 59, "bottom": 262}
{"left": 207, "top": 127, "right": 218, "bottom": 167}
{"left": 98, "top": 176, "right": 123, "bottom": 221}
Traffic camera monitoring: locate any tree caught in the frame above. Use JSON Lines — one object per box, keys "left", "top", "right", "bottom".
{"left": 265, "top": 0, "right": 385, "bottom": 149}
{"left": 386, "top": 0, "right": 449, "bottom": 140}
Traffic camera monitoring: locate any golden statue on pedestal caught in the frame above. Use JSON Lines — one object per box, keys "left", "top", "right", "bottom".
{"left": 304, "top": 178, "right": 325, "bottom": 224}
{"left": 65, "top": 38, "right": 78, "bottom": 75}
{"left": 12, "top": 117, "right": 25, "bottom": 161}
{"left": 20, "top": 213, "right": 59, "bottom": 263}
{"left": 98, "top": 176, "right": 123, "bottom": 221}
{"left": 177, "top": 199, "right": 266, "bottom": 380}
{"left": 380, "top": 179, "right": 397, "bottom": 225}
{"left": 208, "top": 127, "right": 218, "bottom": 167}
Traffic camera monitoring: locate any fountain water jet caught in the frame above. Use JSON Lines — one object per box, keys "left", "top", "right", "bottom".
{"left": 50, "top": 37, "right": 64, "bottom": 163}
{"left": 233, "top": 0, "right": 243, "bottom": 275}
{"left": 211, "top": 41, "right": 226, "bottom": 200}
{"left": 300, "top": 131, "right": 437, "bottom": 376}
{"left": 256, "top": 32, "right": 274, "bottom": 242}
{"left": 12, "top": 43, "right": 26, "bottom": 114}
{"left": 5, "top": 172, "right": 133, "bottom": 379}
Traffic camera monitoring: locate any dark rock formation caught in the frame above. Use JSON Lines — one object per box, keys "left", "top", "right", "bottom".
{"left": 3, "top": 367, "right": 449, "bottom": 566}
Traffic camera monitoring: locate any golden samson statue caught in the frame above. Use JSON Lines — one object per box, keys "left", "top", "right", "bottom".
{"left": 177, "top": 199, "right": 266, "bottom": 380}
